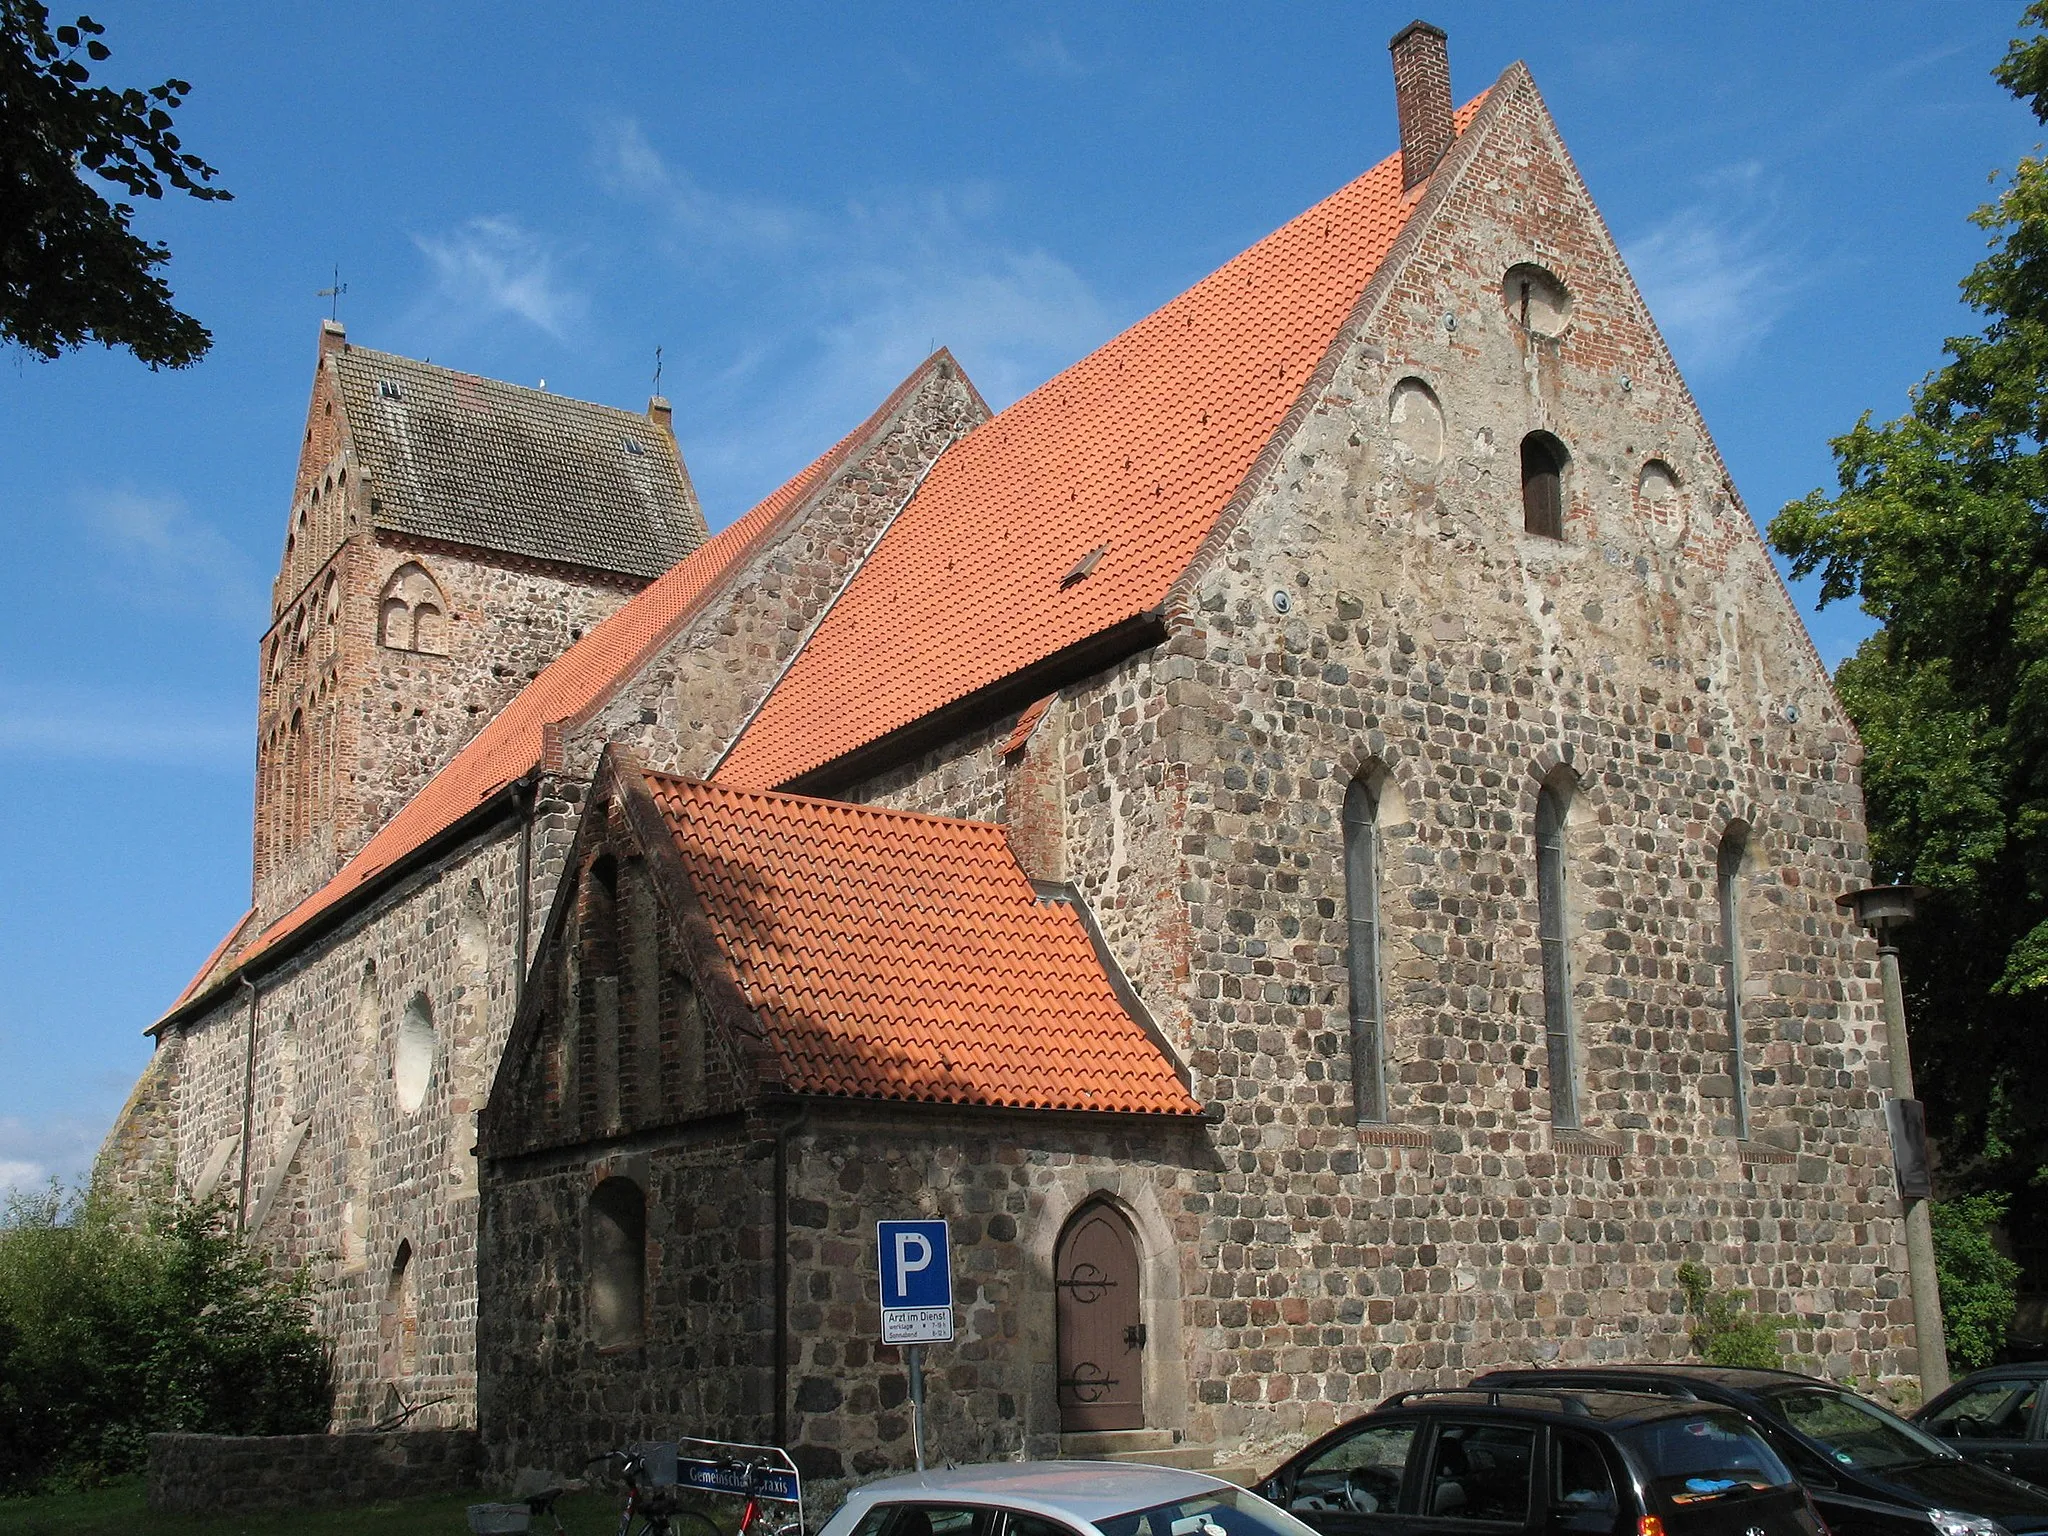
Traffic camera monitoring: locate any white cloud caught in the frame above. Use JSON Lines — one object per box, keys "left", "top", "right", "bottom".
{"left": 1012, "top": 30, "right": 1093, "bottom": 80}
{"left": 77, "top": 485, "right": 265, "bottom": 623}
{"left": 601, "top": 122, "right": 805, "bottom": 257}
{"left": 601, "top": 128, "right": 1118, "bottom": 500}
{"left": 0, "top": 1114, "right": 105, "bottom": 1199}
{"left": 0, "top": 681, "right": 248, "bottom": 771}
{"left": 412, "top": 216, "right": 588, "bottom": 339}
{"left": 1623, "top": 165, "right": 1797, "bottom": 378}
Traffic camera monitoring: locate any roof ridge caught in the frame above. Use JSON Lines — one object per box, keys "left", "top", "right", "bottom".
{"left": 335, "top": 345, "right": 659, "bottom": 422}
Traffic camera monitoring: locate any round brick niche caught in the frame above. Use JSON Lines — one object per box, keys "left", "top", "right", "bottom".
{"left": 1637, "top": 458, "right": 1684, "bottom": 547}
{"left": 1502, "top": 262, "right": 1572, "bottom": 337}
{"left": 1388, "top": 377, "right": 1446, "bottom": 473}
{"left": 394, "top": 993, "right": 436, "bottom": 1112}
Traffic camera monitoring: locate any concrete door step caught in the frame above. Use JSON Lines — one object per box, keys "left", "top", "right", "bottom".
{"left": 1055, "top": 1433, "right": 1264, "bottom": 1482}
{"left": 1060, "top": 1429, "right": 1176, "bottom": 1456}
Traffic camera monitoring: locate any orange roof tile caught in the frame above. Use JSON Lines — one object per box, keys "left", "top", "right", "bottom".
{"left": 717, "top": 101, "right": 1482, "bottom": 791}
{"left": 161, "top": 356, "right": 960, "bottom": 1026}
{"left": 644, "top": 772, "right": 1201, "bottom": 1115}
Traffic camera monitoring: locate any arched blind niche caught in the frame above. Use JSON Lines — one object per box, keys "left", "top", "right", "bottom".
{"left": 1535, "top": 780, "right": 1580, "bottom": 1128}
{"left": 1343, "top": 773, "right": 1389, "bottom": 1124}
{"left": 1717, "top": 826, "right": 1752, "bottom": 1138}
{"left": 588, "top": 1177, "right": 646, "bottom": 1349}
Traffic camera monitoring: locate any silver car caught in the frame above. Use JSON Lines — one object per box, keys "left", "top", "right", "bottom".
{"left": 817, "top": 1462, "right": 1320, "bottom": 1536}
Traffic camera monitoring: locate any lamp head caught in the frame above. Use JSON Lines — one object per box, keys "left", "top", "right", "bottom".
{"left": 1837, "top": 883, "right": 1925, "bottom": 941}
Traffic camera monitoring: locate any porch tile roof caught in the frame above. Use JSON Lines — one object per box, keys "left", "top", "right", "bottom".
{"left": 643, "top": 772, "right": 1201, "bottom": 1116}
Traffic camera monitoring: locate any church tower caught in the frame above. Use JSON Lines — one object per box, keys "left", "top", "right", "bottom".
{"left": 252, "top": 321, "right": 707, "bottom": 921}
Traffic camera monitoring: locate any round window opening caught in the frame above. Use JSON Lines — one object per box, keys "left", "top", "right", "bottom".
{"left": 393, "top": 994, "right": 435, "bottom": 1113}
{"left": 1502, "top": 263, "right": 1573, "bottom": 337}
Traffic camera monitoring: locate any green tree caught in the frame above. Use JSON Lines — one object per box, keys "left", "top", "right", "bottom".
{"left": 0, "top": 1, "right": 230, "bottom": 368}
{"left": 1931, "top": 1195, "right": 2023, "bottom": 1372}
{"left": 0, "top": 1179, "right": 331, "bottom": 1493}
{"left": 1768, "top": 2, "right": 2048, "bottom": 1248}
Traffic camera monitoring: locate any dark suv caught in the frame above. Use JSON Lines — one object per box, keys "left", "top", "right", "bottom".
{"left": 1916, "top": 1364, "right": 2048, "bottom": 1483}
{"left": 1256, "top": 1386, "right": 1825, "bottom": 1536}
{"left": 1475, "top": 1366, "right": 2048, "bottom": 1536}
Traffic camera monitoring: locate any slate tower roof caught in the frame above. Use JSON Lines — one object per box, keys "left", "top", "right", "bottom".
{"left": 332, "top": 346, "right": 705, "bottom": 578}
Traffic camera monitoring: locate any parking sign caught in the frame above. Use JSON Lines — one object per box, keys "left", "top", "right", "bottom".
{"left": 877, "top": 1219, "right": 953, "bottom": 1344}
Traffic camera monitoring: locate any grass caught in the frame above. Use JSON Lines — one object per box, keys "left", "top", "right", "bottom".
{"left": 0, "top": 1479, "right": 633, "bottom": 1536}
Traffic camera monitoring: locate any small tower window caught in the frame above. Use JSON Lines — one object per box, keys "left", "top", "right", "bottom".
{"left": 1521, "top": 433, "right": 1567, "bottom": 540}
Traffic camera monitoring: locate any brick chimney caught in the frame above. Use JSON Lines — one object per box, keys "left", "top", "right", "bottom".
{"left": 319, "top": 316, "right": 346, "bottom": 355}
{"left": 1389, "top": 20, "right": 1453, "bottom": 192}
{"left": 646, "top": 395, "right": 673, "bottom": 433}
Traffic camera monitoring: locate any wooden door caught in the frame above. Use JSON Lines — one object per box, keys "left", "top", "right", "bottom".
{"left": 1056, "top": 1202, "right": 1143, "bottom": 1431}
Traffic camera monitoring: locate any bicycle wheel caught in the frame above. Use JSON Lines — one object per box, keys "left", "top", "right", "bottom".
{"left": 655, "top": 1509, "right": 726, "bottom": 1536}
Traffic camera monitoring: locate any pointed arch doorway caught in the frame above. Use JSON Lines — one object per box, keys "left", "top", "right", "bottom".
{"left": 1056, "top": 1200, "right": 1144, "bottom": 1432}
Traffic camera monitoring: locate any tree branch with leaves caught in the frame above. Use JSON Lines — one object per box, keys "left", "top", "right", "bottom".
{"left": 0, "top": 0, "right": 230, "bottom": 368}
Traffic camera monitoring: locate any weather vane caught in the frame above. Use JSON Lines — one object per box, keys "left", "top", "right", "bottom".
{"left": 653, "top": 344, "right": 663, "bottom": 393}
{"left": 317, "top": 265, "right": 348, "bottom": 321}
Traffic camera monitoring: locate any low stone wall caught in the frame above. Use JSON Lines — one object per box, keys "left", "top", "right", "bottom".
{"left": 147, "top": 1429, "right": 482, "bottom": 1513}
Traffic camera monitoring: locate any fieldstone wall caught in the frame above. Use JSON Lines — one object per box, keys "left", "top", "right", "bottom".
{"left": 146, "top": 1428, "right": 480, "bottom": 1514}
{"left": 153, "top": 824, "right": 535, "bottom": 1429}
{"left": 479, "top": 1131, "right": 770, "bottom": 1484}
{"left": 819, "top": 65, "right": 1908, "bottom": 1471}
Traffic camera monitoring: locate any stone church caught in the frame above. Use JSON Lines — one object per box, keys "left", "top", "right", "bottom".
{"left": 105, "top": 25, "right": 1914, "bottom": 1490}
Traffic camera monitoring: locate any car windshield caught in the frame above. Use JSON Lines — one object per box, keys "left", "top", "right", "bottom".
{"left": 1762, "top": 1386, "right": 1955, "bottom": 1471}
{"left": 1615, "top": 1412, "right": 1797, "bottom": 1513}
{"left": 1097, "top": 1486, "right": 1317, "bottom": 1536}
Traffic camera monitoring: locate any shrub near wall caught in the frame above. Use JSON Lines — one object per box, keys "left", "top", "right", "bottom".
{"left": 0, "top": 1183, "right": 331, "bottom": 1493}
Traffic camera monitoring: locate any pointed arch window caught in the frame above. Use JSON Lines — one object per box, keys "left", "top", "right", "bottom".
{"left": 1535, "top": 782, "right": 1579, "bottom": 1127}
{"left": 1717, "top": 827, "right": 1751, "bottom": 1138}
{"left": 1343, "top": 775, "right": 1387, "bottom": 1124}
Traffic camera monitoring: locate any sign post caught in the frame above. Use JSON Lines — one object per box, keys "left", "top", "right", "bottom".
{"left": 878, "top": 1220, "right": 952, "bottom": 1471}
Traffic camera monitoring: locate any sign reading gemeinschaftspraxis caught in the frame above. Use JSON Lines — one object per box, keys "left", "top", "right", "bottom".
{"left": 877, "top": 1219, "right": 954, "bottom": 1344}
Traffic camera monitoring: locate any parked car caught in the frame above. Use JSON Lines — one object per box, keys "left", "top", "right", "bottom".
{"left": 818, "top": 1461, "right": 1316, "bottom": 1536}
{"left": 1473, "top": 1365, "right": 2048, "bottom": 1536}
{"left": 1256, "top": 1384, "right": 1825, "bottom": 1536}
{"left": 1917, "top": 1365, "right": 2048, "bottom": 1483}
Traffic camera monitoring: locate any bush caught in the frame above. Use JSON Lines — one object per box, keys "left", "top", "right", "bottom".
{"left": 0, "top": 1179, "right": 332, "bottom": 1493}
{"left": 1931, "top": 1193, "right": 2022, "bottom": 1372}
{"left": 1677, "top": 1261, "right": 1786, "bottom": 1368}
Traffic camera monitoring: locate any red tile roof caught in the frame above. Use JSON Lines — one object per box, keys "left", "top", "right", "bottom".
{"left": 161, "top": 354, "right": 962, "bottom": 1026}
{"left": 716, "top": 100, "right": 1482, "bottom": 791}
{"left": 643, "top": 772, "right": 1201, "bottom": 1115}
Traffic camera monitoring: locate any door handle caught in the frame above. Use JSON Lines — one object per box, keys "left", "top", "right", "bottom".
{"left": 1124, "top": 1323, "right": 1148, "bottom": 1348}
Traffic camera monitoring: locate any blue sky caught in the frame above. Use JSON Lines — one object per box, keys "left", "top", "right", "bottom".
{"left": 0, "top": 2, "right": 2037, "bottom": 1191}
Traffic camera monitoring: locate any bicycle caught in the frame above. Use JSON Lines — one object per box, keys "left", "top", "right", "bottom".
{"left": 468, "top": 1448, "right": 726, "bottom": 1536}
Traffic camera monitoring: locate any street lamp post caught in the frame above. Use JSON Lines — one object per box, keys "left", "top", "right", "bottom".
{"left": 1837, "top": 883, "right": 1949, "bottom": 1398}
